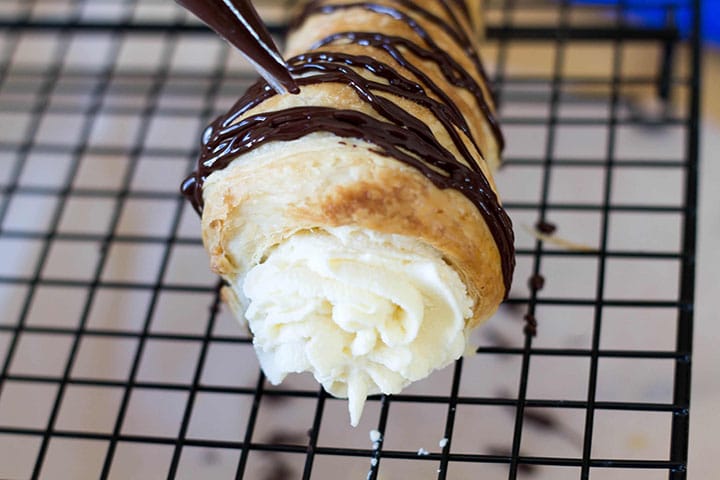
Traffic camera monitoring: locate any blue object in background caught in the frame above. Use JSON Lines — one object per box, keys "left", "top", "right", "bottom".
{"left": 571, "top": 0, "right": 718, "bottom": 44}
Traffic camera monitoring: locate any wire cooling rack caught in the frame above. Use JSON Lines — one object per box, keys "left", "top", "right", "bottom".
{"left": 0, "top": 0, "right": 700, "bottom": 479}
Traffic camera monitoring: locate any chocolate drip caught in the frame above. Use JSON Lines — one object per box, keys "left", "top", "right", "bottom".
{"left": 176, "top": 0, "right": 298, "bottom": 94}
{"left": 313, "top": 31, "right": 504, "bottom": 150}
{"left": 183, "top": 106, "right": 514, "bottom": 294}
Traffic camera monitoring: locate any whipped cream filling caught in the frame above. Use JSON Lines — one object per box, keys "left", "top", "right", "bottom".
{"left": 240, "top": 227, "right": 474, "bottom": 426}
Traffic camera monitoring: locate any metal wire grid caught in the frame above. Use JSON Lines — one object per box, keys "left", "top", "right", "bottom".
{"left": 0, "top": 0, "right": 699, "bottom": 478}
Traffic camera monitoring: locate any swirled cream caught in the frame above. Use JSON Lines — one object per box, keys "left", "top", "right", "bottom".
{"left": 241, "top": 227, "right": 474, "bottom": 426}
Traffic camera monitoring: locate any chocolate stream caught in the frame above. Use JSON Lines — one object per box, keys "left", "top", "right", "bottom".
{"left": 176, "top": 0, "right": 299, "bottom": 94}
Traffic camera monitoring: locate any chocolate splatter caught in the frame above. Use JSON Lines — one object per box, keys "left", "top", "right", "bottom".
{"left": 263, "top": 461, "right": 294, "bottom": 480}
{"left": 528, "top": 274, "right": 545, "bottom": 291}
{"left": 523, "top": 408, "right": 560, "bottom": 430}
{"left": 535, "top": 221, "right": 557, "bottom": 235}
{"left": 523, "top": 314, "right": 538, "bottom": 337}
{"left": 486, "top": 445, "right": 538, "bottom": 475}
{"left": 495, "top": 392, "right": 582, "bottom": 446}
{"left": 265, "top": 430, "right": 307, "bottom": 445}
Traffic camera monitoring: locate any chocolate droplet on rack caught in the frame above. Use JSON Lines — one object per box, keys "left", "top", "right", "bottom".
{"left": 175, "top": 0, "right": 299, "bottom": 94}
{"left": 523, "top": 313, "right": 538, "bottom": 336}
{"left": 536, "top": 220, "right": 557, "bottom": 235}
{"left": 528, "top": 274, "right": 545, "bottom": 291}
{"left": 523, "top": 408, "right": 560, "bottom": 430}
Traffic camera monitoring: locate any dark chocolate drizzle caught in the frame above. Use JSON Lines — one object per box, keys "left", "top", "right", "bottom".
{"left": 181, "top": 0, "right": 515, "bottom": 294}
{"left": 312, "top": 32, "right": 504, "bottom": 150}
{"left": 296, "top": 1, "right": 494, "bottom": 100}
{"left": 288, "top": 52, "right": 485, "bottom": 164}
{"left": 524, "top": 408, "right": 560, "bottom": 430}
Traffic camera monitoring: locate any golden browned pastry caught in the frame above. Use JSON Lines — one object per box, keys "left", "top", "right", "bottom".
{"left": 182, "top": 0, "right": 513, "bottom": 426}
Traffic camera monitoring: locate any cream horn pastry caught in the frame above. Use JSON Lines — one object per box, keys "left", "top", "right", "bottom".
{"left": 181, "top": 0, "right": 514, "bottom": 426}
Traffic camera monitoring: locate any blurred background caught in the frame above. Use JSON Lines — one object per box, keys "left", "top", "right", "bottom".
{"left": 560, "top": 3, "right": 717, "bottom": 477}
{"left": 574, "top": 0, "right": 719, "bottom": 43}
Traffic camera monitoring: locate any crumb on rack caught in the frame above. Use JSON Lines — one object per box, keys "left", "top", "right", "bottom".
{"left": 417, "top": 448, "right": 430, "bottom": 456}
{"left": 438, "top": 437, "right": 448, "bottom": 448}
{"left": 369, "top": 429, "right": 382, "bottom": 443}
